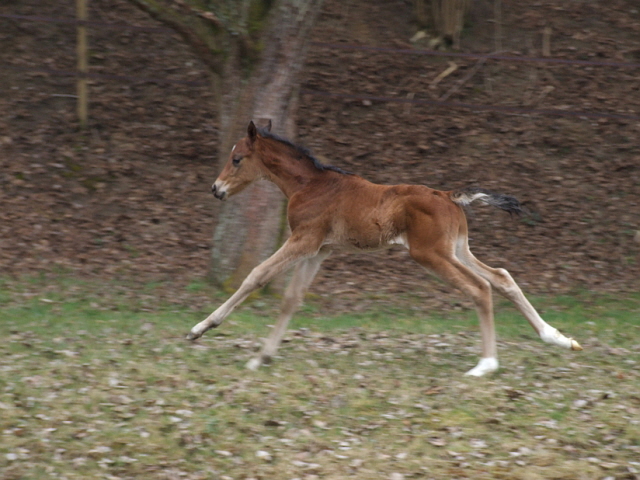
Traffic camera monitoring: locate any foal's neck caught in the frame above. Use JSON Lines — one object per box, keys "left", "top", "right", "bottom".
{"left": 258, "top": 139, "right": 325, "bottom": 198}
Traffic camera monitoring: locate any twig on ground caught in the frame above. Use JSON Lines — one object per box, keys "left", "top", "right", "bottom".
{"left": 438, "top": 57, "right": 487, "bottom": 101}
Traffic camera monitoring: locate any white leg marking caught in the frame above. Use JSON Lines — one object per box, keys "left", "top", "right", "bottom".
{"left": 465, "top": 357, "right": 499, "bottom": 377}
{"left": 540, "top": 324, "right": 583, "bottom": 350}
{"left": 245, "top": 357, "right": 262, "bottom": 370}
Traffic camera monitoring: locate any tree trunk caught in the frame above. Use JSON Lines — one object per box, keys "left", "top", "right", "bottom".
{"left": 415, "top": 0, "right": 469, "bottom": 48}
{"left": 212, "top": 2, "right": 323, "bottom": 289}
{"left": 128, "top": 0, "right": 324, "bottom": 289}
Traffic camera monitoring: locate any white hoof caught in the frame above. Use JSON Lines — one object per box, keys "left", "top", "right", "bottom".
{"left": 186, "top": 330, "right": 202, "bottom": 341}
{"left": 246, "top": 357, "right": 263, "bottom": 370}
{"left": 187, "top": 318, "right": 222, "bottom": 341}
{"left": 541, "top": 325, "right": 580, "bottom": 350}
{"left": 465, "top": 357, "right": 499, "bottom": 377}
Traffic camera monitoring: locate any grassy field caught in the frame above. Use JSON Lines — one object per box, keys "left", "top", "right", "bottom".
{"left": 1, "top": 277, "right": 639, "bottom": 480}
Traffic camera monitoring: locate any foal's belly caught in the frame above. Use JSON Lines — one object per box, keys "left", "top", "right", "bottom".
{"left": 321, "top": 194, "right": 410, "bottom": 253}
{"left": 325, "top": 233, "right": 409, "bottom": 253}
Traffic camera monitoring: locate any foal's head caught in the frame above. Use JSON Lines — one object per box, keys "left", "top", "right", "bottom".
{"left": 211, "top": 121, "right": 270, "bottom": 200}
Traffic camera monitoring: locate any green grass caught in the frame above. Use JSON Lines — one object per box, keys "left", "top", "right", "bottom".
{"left": 1, "top": 276, "right": 639, "bottom": 479}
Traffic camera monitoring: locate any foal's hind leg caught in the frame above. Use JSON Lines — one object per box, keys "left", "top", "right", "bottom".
{"left": 246, "top": 248, "right": 331, "bottom": 370}
{"left": 456, "top": 239, "right": 582, "bottom": 351}
{"left": 409, "top": 248, "right": 499, "bottom": 376}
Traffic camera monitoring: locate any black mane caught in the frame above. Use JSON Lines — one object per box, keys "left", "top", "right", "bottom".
{"left": 258, "top": 128, "right": 352, "bottom": 175}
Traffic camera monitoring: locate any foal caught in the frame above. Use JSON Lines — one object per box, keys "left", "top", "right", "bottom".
{"left": 188, "top": 121, "right": 581, "bottom": 376}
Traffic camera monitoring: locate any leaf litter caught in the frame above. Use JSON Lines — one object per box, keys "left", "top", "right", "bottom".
{"left": 1, "top": 287, "right": 639, "bottom": 479}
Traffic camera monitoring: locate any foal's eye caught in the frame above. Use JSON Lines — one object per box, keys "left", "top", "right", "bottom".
{"left": 232, "top": 156, "right": 242, "bottom": 166}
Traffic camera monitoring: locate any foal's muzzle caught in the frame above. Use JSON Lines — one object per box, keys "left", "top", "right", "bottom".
{"left": 211, "top": 182, "right": 227, "bottom": 200}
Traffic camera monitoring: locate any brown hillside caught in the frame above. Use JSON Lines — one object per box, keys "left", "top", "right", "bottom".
{"left": 1, "top": 0, "right": 638, "bottom": 306}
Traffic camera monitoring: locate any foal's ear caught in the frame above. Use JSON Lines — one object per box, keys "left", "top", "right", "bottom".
{"left": 247, "top": 121, "right": 257, "bottom": 144}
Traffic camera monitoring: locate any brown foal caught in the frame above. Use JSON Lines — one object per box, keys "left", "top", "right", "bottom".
{"left": 188, "top": 121, "right": 581, "bottom": 376}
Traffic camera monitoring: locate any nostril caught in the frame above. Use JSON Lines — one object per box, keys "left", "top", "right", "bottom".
{"left": 211, "top": 184, "right": 217, "bottom": 194}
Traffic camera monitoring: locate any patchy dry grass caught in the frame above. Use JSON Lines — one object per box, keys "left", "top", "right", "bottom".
{"left": 1, "top": 277, "right": 639, "bottom": 480}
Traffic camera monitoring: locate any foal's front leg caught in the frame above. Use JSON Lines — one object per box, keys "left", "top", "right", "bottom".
{"left": 246, "top": 248, "right": 331, "bottom": 370}
{"left": 187, "top": 238, "right": 317, "bottom": 340}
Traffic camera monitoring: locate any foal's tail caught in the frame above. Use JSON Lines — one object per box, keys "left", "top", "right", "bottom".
{"left": 450, "top": 186, "right": 523, "bottom": 215}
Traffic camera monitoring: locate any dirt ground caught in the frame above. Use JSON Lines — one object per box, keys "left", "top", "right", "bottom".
{"left": 1, "top": 0, "right": 639, "bottom": 307}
